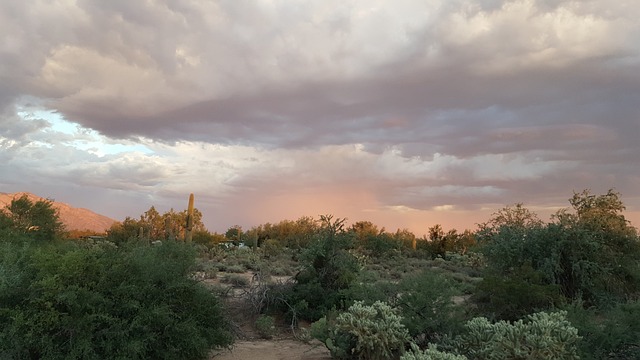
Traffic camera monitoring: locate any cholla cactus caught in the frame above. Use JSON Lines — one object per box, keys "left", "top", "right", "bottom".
{"left": 459, "top": 311, "right": 581, "bottom": 360}
{"left": 185, "top": 193, "right": 194, "bottom": 242}
{"left": 401, "top": 344, "right": 467, "bottom": 360}
{"left": 323, "top": 301, "right": 410, "bottom": 360}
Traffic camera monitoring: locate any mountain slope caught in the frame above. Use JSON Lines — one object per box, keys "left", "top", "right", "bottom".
{"left": 0, "top": 192, "right": 117, "bottom": 233}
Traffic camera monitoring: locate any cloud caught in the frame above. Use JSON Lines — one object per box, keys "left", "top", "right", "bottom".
{"left": 1, "top": 0, "right": 639, "bottom": 233}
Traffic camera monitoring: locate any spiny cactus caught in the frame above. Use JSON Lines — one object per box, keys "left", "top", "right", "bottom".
{"left": 185, "top": 193, "right": 194, "bottom": 242}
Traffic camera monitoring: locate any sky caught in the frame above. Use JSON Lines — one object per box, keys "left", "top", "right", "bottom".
{"left": 1, "top": 0, "right": 639, "bottom": 236}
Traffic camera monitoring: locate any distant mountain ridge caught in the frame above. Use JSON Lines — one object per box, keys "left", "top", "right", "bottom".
{"left": 0, "top": 192, "right": 117, "bottom": 233}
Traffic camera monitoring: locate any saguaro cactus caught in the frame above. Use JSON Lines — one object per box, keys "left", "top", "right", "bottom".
{"left": 185, "top": 193, "right": 194, "bottom": 242}
{"left": 164, "top": 217, "right": 173, "bottom": 240}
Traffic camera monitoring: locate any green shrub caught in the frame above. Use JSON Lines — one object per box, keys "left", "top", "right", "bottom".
{"left": 255, "top": 314, "right": 277, "bottom": 339}
{"left": 284, "top": 216, "right": 360, "bottom": 321}
{"left": 262, "top": 239, "right": 283, "bottom": 258}
{"left": 565, "top": 300, "right": 640, "bottom": 360}
{"left": 347, "top": 270, "right": 465, "bottom": 346}
{"left": 313, "top": 301, "right": 410, "bottom": 360}
{"left": 477, "top": 191, "right": 640, "bottom": 309}
{"left": 471, "top": 263, "right": 563, "bottom": 321}
{"left": 457, "top": 311, "right": 580, "bottom": 360}
{"left": 364, "top": 233, "right": 398, "bottom": 257}
{"left": 0, "top": 240, "right": 233, "bottom": 359}
{"left": 0, "top": 195, "right": 65, "bottom": 241}
{"left": 396, "top": 272, "right": 464, "bottom": 341}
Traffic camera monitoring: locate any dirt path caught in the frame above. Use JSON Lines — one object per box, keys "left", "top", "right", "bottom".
{"left": 210, "top": 339, "right": 331, "bottom": 360}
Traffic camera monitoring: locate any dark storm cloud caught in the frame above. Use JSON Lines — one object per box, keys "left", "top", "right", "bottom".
{"left": 3, "top": 1, "right": 638, "bottom": 151}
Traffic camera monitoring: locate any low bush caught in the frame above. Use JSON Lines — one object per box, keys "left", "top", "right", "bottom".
{"left": 255, "top": 314, "right": 277, "bottom": 339}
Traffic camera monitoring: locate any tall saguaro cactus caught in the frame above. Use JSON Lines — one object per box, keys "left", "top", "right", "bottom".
{"left": 185, "top": 193, "right": 194, "bottom": 242}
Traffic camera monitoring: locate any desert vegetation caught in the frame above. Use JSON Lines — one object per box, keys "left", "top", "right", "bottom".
{"left": 1, "top": 190, "right": 639, "bottom": 359}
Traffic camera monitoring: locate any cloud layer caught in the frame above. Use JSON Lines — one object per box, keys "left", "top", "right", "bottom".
{"left": 1, "top": 0, "right": 639, "bottom": 233}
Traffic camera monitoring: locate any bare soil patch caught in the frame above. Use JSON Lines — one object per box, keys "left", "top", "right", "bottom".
{"left": 204, "top": 271, "right": 331, "bottom": 360}
{"left": 210, "top": 339, "right": 330, "bottom": 360}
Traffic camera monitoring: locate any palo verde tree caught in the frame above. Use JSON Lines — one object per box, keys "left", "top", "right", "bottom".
{"left": 474, "top": 190, "right": 640, "bottom": 319}
{"left": 550, "top": 189, "right": 640, "bottom": 305}
{"left": 0, "top": 194, "right": 65, "bottom": 241}
{"left": 286, "top": 215, "right": 360, "bottom": 321}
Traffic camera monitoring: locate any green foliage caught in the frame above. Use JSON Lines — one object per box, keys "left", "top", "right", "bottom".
{"left": 401, "top": 344, "right": 467, "bottom": 360}
{"left": 105, "top": 216, "right": 141, "bottom": 244}
{"left": 247, "top": 216, "right": 318, "bottom": 249}
{"left": 0, "top": 195, "right": 65, "bottom": 241}
{"left": 347, "top": 263, "right": 467, "bottom": 345}
{"left": 364, "top": 232, "right": 399, "bottom": 257}
{"left": 472, "top": 263, "right": 563, "bottom": 321}
{"left": 476, "top": 203, "right": 544, "bottom": 242}
{"left": 106, "top": 206, "right": 206, "bottom": 244}
{"left": 394, "top": 271, "right": 465, "bottom": 343}
{"left": 261, "top": 238, "right": 284, "bottom": 258}
{"left": 314, "top": 301, "right": 410, "bottom": 360}
{"left": 457, "top": 311, "right": 580, "bottom": 360}
{"left": 565, "top": 300, "right": 640, "bottom": 360}
{"left": 255, "top": 314, "right": 277, "bottom": 339}
{"left": 0, "top": 240, "right": 232, "bottom": 359}
{"left": 420, "top": 226, "right": 476, "bottom": 260}
{"left": 350, "top": 221, "right": 401, "bottom": 257}
{"left": 192, "top": 230, "right": 226, "bottom": 249}
{"left": 476, "top": 190, "right": 640, "bottom": 311}
{"left": 225, "top": 225, "right": 243, "bottom": 243}
{"left": 286, "top": 215, "right": 360, "bottom": 321}
{"left": 549, "top": 190, "right": 640, "bottom": 306}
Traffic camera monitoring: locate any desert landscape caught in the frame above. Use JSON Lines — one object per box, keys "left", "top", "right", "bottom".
{"left": 1, "top": 191, "right": 639, "bottom": 359}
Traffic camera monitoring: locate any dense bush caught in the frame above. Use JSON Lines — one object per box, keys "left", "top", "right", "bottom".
{"left": 255, "top": 314, "right": 277, "bottom": 339}
{"left": 393, "top": 271, "right": 465, "bottom": 343}
{"left": 347, "top": 268, "right": 466, "bottom": 346}
{"left": 475, "top": 190, "right": 640, "bottom": 312}
{"left": 313, "top": 301, "right": 410, "bottom": 360}
{"left": 284, "top": 216, "right": 360, "bottom": 321}
{"left": 0, "top": 240, "right": 232, "bottom": 359}
{"left": 0, "top": 195, "right": 65, "bottom": 241}
{"left": 472, "top": 263, "right": 563, "bottom": 321}
{"left": 565, "top": 300, "right": 640, "bottom": 360}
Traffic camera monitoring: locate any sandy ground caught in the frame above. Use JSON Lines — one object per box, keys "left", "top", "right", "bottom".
{"left": 202, "top": 271, "right": 331, "bottom": 360}
{"left": 210, "top": 339, "right": 331, "bottom": 360}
